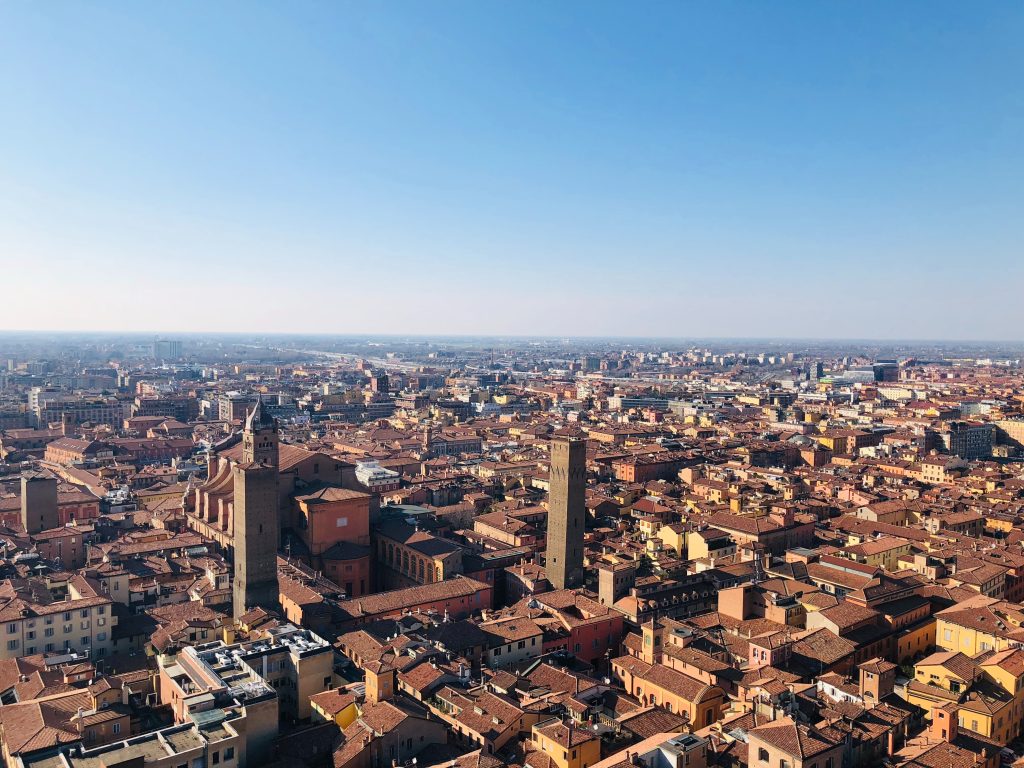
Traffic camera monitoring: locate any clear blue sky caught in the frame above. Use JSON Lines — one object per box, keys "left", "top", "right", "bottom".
{"left": 1, "top": 2, "right": 1021, "bottom": 339}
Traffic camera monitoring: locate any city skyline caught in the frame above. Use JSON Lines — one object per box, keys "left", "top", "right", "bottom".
{"left": 2, "top": 303, "right": 1024, "bottom": 768}
{"left": 2, "top": 2, "right": 1022, "bottom": 338}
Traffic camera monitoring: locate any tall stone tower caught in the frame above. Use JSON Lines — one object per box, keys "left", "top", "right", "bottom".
{"left": 21, "top": 472, "right": 59, "bottom": 534}
{"left": 232, "top": 398, "right": 280, "bottom": 617}
{"left": 545, "top": 435, "right": 586, "bottom": 589}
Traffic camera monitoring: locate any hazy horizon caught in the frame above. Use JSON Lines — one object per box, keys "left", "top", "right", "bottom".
{"left": 1, "top": 329, "right": 1023, "bottom": 349}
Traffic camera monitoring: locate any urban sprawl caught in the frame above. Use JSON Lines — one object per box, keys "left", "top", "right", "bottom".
{"left": 0, "top": 335, "right": 1023, "bottom": 768}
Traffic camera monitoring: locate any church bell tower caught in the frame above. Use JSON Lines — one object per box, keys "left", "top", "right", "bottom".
{"left": 242, "top": 396, "right": 279, "bottom": 466}
{"left": 232, "top": 396, "right": 281, "bottom": 617}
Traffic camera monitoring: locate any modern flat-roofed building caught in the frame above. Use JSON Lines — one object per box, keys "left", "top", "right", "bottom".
{"left": 152, "top": 339, "right": 183, "bottom": 359}
{"left": 23, "top": 721, "right": 246, "bottom": 768}
{"left": 939, "top": 421, "right": 996, "bottom": 460}
{"left": 159, "top": 623, "right": 333, "bottom": 727}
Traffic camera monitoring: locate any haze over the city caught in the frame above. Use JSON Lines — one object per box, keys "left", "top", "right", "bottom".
{"left": 2, "top": 2, "right": 1021, "bottom": 338}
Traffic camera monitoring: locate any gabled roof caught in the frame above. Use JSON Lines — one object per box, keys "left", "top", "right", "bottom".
{"left": 748, "top": 717, "right": 842, "bottom": 759}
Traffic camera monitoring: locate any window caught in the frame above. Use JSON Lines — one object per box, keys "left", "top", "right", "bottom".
{"left": 225, "top": 749, "right": 235, "bottom": 761}
{"left": 97, "top": 633, "right": 107, "bottom": 642}
{"left": 759, "top": 749, "right": 769, "bottom": 763}
{"left": 213, "top": 753, "right": 220, "bottom": 765}
{"left": 6, "top": 640, "right": 17, "bottom": 650}
{"left": 113, "top": 723, "right": 121, "bottom": 735}
{"left": 6, "top": 624, "right": 16, "bottom": 634}
{"left": 80, "top": 610, "right": 89, "bottom": 618}
{"left": 944, "top": 629, "right": 952, "bottom": 642}
{"left": 781, "top": 760, "right": 790, "bottom": 768}
{"left": 825, "top": 758, "right": 833, "bottom": 768}
{"left": 82, "top": 637, "right": 90, "bottom": 645}
{"left": 518, "top": 641, "right": 526, "bottom": 650}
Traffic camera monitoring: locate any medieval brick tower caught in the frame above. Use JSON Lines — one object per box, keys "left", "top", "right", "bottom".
{"left": 21, "top": 472, "right": 58, "bottom": 535}
{"left": 232, "top": 397, "right": 280, "bottom": 617}
{"left": 545, "top": 435, "right": 586, "bottom": 589}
